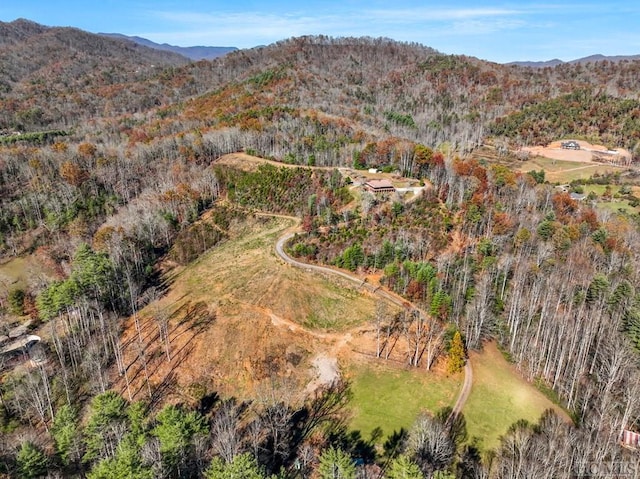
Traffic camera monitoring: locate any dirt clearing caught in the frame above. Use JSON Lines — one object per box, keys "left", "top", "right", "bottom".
{"left": 522, "top": 140, "right": 631, "bottom": 164}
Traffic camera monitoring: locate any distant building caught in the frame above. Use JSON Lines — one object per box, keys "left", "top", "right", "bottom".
{"left": 364, "top": 179, "right": 395, "bottom": 194}
{"left": 592, "top": 150, "right": 632, "bottom": 166}
{"left": 561, "top": 140, "right": 580, "bottom": 150}
{"left": 621, "top": 430, "right": 640, "bottom": 449}
{"left": 569, "top": 192, "right": 586, "bottom": 201}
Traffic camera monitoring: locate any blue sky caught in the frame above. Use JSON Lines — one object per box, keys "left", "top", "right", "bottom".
{"left": 2, "top": 1, "right": 640, "bottom": 63}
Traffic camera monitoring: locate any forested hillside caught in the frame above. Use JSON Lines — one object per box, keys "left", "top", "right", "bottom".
{"left": 2, "top": 20, "right": 640, "bottom": 478}
{"left": 0, "top": 19, "right": 189, "bottom": 130}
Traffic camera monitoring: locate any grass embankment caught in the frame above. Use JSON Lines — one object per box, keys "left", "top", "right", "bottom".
{"left": 348, "top": 362, "right": 461, "bottom": 444}
{"left": 0, "top": 257, "right": 32, "bottom": 291}
{"left": 462, "top": 342, "right": 568, "bottom": 451}
{"left": 0, "top": 255, "right": 57, "bottom": 291}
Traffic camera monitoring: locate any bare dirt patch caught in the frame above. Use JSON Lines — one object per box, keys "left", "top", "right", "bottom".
{"left": 306, "top": 354, "right": 340, "bottom": 394}
{"left": 522, "top": 140, "right": 631, "bottom": 164}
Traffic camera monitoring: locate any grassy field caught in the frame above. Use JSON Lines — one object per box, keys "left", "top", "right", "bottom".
{"left": 347, "top": 361, "right": 461, "bottom": 443}
{"left": 516, "top": 156, "right": 624, "bottom": 183}
{"left": 0, "top": 256, "right": 45, "bottom": 291}
{"left": 178, "top": 215, "right": 376, "bottom": 332}
{"left": 462, "top": 342, "right": 568, "bottom": 451}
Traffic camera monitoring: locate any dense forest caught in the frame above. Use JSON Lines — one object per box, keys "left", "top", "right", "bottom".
{"left": 2, "top": 19, "right": 640, "bottom": 478}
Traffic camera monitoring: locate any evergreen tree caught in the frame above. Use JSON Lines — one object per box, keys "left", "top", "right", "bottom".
{"left": 386, "top": 455, "right": 424, "bottom": 479}
{"left": 52, "top": 404, "right": 82, "bottom": 466}
{"left": 83, "top": 391, "right": 129, "bottom": 463}
{"left": 16, "top": 441, "right": 48, "bottom": 479}
{"left": 87, "top": 436, "right": 153, "bottom": 479}
{"left": 152, "top": 404, "right": 208, "bottom": 476}
{"left": 204, "top": 453, "right": 266, "bottom": 479}
{"left": 430, "top": 290, "right": 452, "bottom": 321}
{"left": 317, "top": 447, "right": 356, "bottom": 479}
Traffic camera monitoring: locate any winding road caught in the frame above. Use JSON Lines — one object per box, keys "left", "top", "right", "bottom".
{"left": 276, "top": 231, "right": 412, "bottom": 310}
{"left": 274, "top": 226, "right": 473, "bottom": 417}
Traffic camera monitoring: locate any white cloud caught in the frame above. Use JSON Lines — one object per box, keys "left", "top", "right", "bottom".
{"left": 141, "top": 10, "right": 350, "bottom": 46}
{"left": 132, "top": 3, "right": 640, "bottom": 61}
{"left": 139, "top": 6, "right": 532, "bottom": 48}
{"left": 364, "top": 7, "right": 521, "bottom": 23}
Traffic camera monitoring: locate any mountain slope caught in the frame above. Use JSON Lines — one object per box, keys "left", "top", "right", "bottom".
{"left": 3, "top": 21, "right": 640, "bottom": 155}
{"left": 162, "top": 36, "right": 640, "bottom": 158}
{"left": 100, "top": 32, "right": 237, "bottom": 60}
{"left": 0, "top": 19, "right": 190, "bottom": 129}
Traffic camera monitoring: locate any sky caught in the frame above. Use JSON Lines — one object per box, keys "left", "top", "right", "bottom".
{"left": 2, "top": 1, "right": 640, "bottom": 63}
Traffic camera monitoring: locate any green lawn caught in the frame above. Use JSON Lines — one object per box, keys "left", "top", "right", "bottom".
{"left": 462, "top": 342, "right": 568, "bottom": 451}
{"left": 0, "top": 255, "right": 57, "bottom": 312}
{"left": 594, "top": 201, "right": 637, "bottom": 214}
{"left": 516, "top": 157, "right": 624, "bottom": 183}
{"left": 348, "top": 362, "right": 461, "bottom": 444}
{"left": 580, "top": 185, "right": 639, "bottom": 214}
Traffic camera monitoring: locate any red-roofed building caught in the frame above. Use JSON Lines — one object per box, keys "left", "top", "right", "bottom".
{"left": 364, "top": 179, "right": 395, "bottom": 194}
{"left": 622, "top": 429, "right": 640, "bottom": 449}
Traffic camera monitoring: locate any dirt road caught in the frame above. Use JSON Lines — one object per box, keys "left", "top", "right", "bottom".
{"left": 276, "top": 232, "right": 411, "bottom": 311}
{"left": 451, "top": 362, "right": 473, "bottom": 418}
{"left": 275, "top": 227, "right": 473, "bottom": 413}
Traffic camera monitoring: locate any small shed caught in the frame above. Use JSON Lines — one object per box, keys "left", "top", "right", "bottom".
{"left": 364, "top": 179, "right": 395, "bottom": 194}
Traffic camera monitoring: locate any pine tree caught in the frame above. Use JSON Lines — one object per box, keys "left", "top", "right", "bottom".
{"left": 204, "top": 453, "right": 265, "bottom": 479}
{"left": 152, "top": 404, "right": 208, "bottom": 476}
{"left": 386, "top": 455, "right": 424, "bottom": 479}
{"left": 317, "top": 447, "right": 356, "bottom": 479}
{"left": 51, "top": 404, "right": 81, "bottom": 466}
{"left": 16, "top": 442, "right": 48, "bottom": 479}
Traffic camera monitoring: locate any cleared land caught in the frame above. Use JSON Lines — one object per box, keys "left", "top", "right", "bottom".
{"left": 116, "top": 214, "right": 381, "bottom": 401}
{"left": 517, "top": 140, "right": 631, "bottom": 183}
{"left": 348, "top": 361, "right": 461, "bottom": 443}
{"left": 515, "top": 156, "right": 626, "bottom": 183}
{"left": 115, "top": 210, "right": 464, "bottom": 444}
{"left": 522, "top": 140, "right": 631, "bottom": 165}
{"left": 462, "top": 342, "right": 569, "bottom": 451}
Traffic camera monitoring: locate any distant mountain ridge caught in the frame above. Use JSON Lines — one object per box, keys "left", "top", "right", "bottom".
{"left": 3, "top": 18, "right": 640, "bottom": 153}
{"left": 100, "top": 33, "right": 237, "bottom": 60}
{"left": 507, "top": 54, "right": 640, "bottom": 67}
{"left": 0, "top": 18, "right": 189, "bottom": 129}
